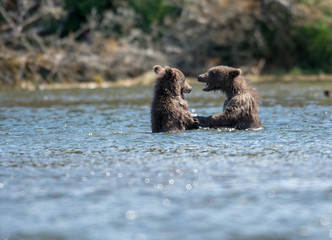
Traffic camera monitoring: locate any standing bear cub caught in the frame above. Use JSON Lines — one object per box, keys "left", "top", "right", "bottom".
{"left": 151, "top": 65, "right": 199, "bottom": 133}
{"left": 196, "top": 65, "right": 262, "bottom": 130}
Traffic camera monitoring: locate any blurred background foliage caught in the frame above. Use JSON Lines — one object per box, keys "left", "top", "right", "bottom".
{"left": 0, "top": 0, "right": 332, "bottom": 86}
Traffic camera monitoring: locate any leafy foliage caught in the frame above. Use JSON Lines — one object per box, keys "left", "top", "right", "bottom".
{"left": 294, "top": 22, "right": 332, "bottom": 73}
{"left": 61, "top": 0, "right": 112, "bottom": 36}
{"left": 128, "top": 0, "right": 181, "bottom": 33}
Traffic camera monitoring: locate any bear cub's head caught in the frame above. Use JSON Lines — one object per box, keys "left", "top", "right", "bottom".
{"left": 153, "top": 65, "right": 192, "bottom": 99}
{"left": 197, "top": 65, "right": 242, "bottom": 92}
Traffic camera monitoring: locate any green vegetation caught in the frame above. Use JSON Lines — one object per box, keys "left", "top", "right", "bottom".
{"left": 295, "top": 22, "right": 332, "bottom": 73}
{"left": 61, "top": 0, "right": 110, "bottom": 36}
{"left": 128, "top": 0, "right": 181, "bottom": 33}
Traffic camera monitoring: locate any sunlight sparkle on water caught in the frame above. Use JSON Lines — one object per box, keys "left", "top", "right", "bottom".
{"left": 320, "top": 216, "right": 331, "bottom": 226}
{"left": 186, "top": 184, "right": 192, "bottom": 190}
{"left": 162, "top": 199, "right": 171, "bottom": 207}
{"left": 1, "top": 82, "right": 331, "bottom": 240}
{"left": 144, "top": 178, "right": 150, "bottom": 184}
{"left": 125, "top": 210, "right": 139, "bottom": 221}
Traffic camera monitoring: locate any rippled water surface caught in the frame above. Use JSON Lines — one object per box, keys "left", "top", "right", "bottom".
{"left": 1, "top": 82, "right": 332, "bottom": 240}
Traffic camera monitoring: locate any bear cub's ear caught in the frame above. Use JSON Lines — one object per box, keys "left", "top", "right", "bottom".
{"left": 153, "top": 65, "right": 165, "bottom": 75}
{"left": 230, "top": 68, "right": 242, "bottom": 78}
{"left": 164, "top": 66, "right": 173, "bottom": 77}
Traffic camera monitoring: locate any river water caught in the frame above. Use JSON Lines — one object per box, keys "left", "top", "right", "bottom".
{"left": 0, "top": 81, "right": 331, "bottom": 240}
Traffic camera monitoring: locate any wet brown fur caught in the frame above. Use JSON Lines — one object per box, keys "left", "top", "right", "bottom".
{"left": 196, "top": 65, "right": 262, "bottom": 130}
{"left": 151, "top": 65, "right": 199, "bottom": 133}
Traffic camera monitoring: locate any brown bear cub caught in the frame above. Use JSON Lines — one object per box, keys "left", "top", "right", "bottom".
{"left": 196, "top": 65, "right": 262, "bottom": 130}
{"left": 151, "top": 65, "right": 199, "bottom": 133}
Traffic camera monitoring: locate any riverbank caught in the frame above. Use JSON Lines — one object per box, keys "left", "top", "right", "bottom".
{"left": 1, "top": 72, "right": 332, "bottom": 91}
{"left": 1, "top": 1, "right": 332, "bottom": 93}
